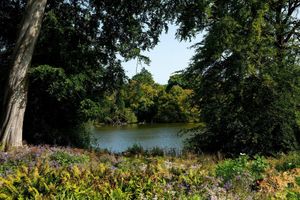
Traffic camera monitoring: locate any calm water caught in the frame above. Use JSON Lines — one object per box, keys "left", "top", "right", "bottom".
{"left": 91, "top": 123, "right": 196, "bottom": 153}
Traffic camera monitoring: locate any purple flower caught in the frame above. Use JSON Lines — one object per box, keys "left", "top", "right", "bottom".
{"left": 179, "top": 182, "right": 191, "bottom": 193}
{"left": 166, "top": 183, "right": 172, "bottom": 190}
{"left": 51, "top": 161, "right": 60, "bottom": 169}
{"left": 223, "top": 181, "right": 232, "bottom": 191}
{"left": 28, "top": 161, "right": 35, "bottom": 169}
{"left": 0, "top": 153, "right": 9, "bottom": 163}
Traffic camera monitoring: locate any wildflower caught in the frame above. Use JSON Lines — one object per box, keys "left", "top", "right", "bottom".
{"left": 0, "top": 153, "right": 9, "bottom": 162}
{"left": 165, "top": 183, "right": 172, "bottom": 190}
{"left": 223, "top": 181, "right": 232, "bottom": 191}
{"left": 139, "top": 163, "right": 147, "bottom": 172}
{"left": 28, "top": 161, "right": 35, "bottom": 170}
{"left": 51, "top": 161, "right": 60, "bottom": 169}
{"left": 164, "top": 161, "right": 173, "bottom": 169}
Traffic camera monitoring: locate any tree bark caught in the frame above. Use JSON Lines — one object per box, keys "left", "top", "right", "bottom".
{"left": 0, "top": 0, "right": 47, "bottom": 150}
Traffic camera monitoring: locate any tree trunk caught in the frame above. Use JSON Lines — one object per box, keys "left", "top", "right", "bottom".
{"left": 0, "top": 0, "right": 47, "bottom": 151}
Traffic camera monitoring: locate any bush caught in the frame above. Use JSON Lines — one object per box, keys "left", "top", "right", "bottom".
{"left": 216, "top": 154, "right": 268, "bottom": 183}
{"left": 50, "top": 151, "right": 89, "bottom": 166}
{"left": 123, "top": 108, "right": 138, "bottom": 124}
{"left": 149, "top": 147, "right": 165, "bottom": 156}
{"left": 251, "top": 155, "right": 269, "bottom": 180}
{"left": 216, "top": 154, "right": 249, "bottom": 182}
{"left": 295, "top": 177, "right": 300, "bottom": 186}
{"left": 286, "top": 191, "right": 300, "bottom": 200}
{"left": 125, "top": 144, "right": 145, "bottom": 155}
{"left": 65, "top": 122, "right": 92, "bottom": 149}
{"left": 275, "top": 152, "right": 300, "bottom": 172}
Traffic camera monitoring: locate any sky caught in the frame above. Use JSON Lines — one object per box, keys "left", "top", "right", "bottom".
{"left": 122, "top": 25, "right": 203, "bottom": 85}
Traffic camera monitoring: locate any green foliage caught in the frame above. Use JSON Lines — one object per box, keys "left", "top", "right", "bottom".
{"left": 0, "top": 0, "right": 169, "bottom": 147}
{"left": 175, "top": 0, "right": 300, "bottom": 155}
{"left": 79, "top": 99, "right": 101, "bottom": 120}
{"left": 216, "top": 154, "right": 268, "bottom": 182}
{"left": 286, "top": 191, "right": 300, "bottom": 200}
{"left": 125, "top": 144, "right": 145, "bottom": 156}
{"left": 295, "top": 177, "right": 300, "bottom": 186}
{"left": 155, "top": 86, "right": 199, "bottom": 123}
{"left": 50, "top": 151, "right": 89, "bottom": 167}
{"left": 123, "top": 108, "right": 138, "bottom": 124}
{"left": 216, "top": 154, "right": 249, "bottom": 182}
{"left": 0, "top": 160, "right": 19, "bottom": 175}
{"left": 149, "top": 147, "right": 165, "bottom": 157}
{"left": 275, "top": 152, "right": 300, "bottom": 172}
{"left": 131, "top": 68, "right": 155, "bottom": 85}
{"left": 250, "top": 155, "right": 269, "bottom": 180}
{"left": 97, "top": 68, "right": 187, "bottom": 124}
{"left": 0, "top": 147, "right": 299, "bottom": 199}
{"left": 0, "top": 164, "right": 101, "bottom": 199}
{"left": 124, "top": 146, "right": 177, "bottom": 157}
{"left": 166, "top": 71, "right": 191, "bottom": 91}
{"left": 0, "top": 147, "right": 210, "bottom": 199}
{"left": 98, "top": 91, "right": 138, "bottom": 125}
{"left": 125, "top": 78, "right": 159, "bottom": 122}
{"left": 117, "top": 69, "right": 200, "bottom": 123}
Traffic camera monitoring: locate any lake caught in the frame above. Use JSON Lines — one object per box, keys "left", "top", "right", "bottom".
{"left": 91, "top": 123, "right": 196, "bottom": 153}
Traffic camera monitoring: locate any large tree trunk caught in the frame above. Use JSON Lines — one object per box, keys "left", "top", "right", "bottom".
{"left": 0, "top": 0, "right": 47, "bottom": 151}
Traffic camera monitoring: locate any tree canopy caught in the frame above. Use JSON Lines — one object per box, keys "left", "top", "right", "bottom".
{"left": 1, "top": 0, "right": 300, "bottom": 155}
{"left": 0, "top": 0, "right": 170, "bottom": 147}
{"left": 96, "top": 68, "right": 199, "bottom": 124}
{"left": 174, "top": 0, "right": 300, "bottom": 155}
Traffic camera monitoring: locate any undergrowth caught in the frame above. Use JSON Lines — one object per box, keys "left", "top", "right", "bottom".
{"left": 0, "top": 146, "right": 299, "bottom": 199}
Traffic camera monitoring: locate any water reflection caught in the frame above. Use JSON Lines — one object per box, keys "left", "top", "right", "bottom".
{"left": 91, "top": 123, "right": 196, "bottom": 153}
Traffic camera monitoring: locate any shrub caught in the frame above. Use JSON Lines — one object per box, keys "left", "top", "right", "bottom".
{"left": 216, "top": 154, "right": 249, "bottom": 182}
{"left": 149, "top": 147, "right": 165, "bottom": 157}
{"left": 50, "top": 151, "right": 89, "bottom": 166}
{"left": 275, "top": 152, "right": 300, "bottom": 172}
{"left": 216, "top": 154, "right": 268, "bottom": 182}
{"left": 125, "top": 144, "right": 144, "bottom": 155}
{"left": 251, "top": 155, "right": 269, "bottom": 180}
{"left": 286, "top": 191, "right": 300, "bottom": 200}
{"left": 296, "top": 177, "right": 300, "bottom": 186}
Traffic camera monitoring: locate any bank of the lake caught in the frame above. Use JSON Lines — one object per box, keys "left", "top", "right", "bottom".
{"left": 0, "top": 146, "right": 299, "bottom": 199}
{"left": 92, "top": 123, "right": 199, "bottom": 153}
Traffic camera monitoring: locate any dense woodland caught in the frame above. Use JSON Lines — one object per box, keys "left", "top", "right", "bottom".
{"left": 0, "top": 0, "right": 300, "bottom": 156}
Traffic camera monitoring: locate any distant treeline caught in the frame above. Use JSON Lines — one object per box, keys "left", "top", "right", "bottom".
{"left": 97, "top": 68, "right": 199, "bottom": 125}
